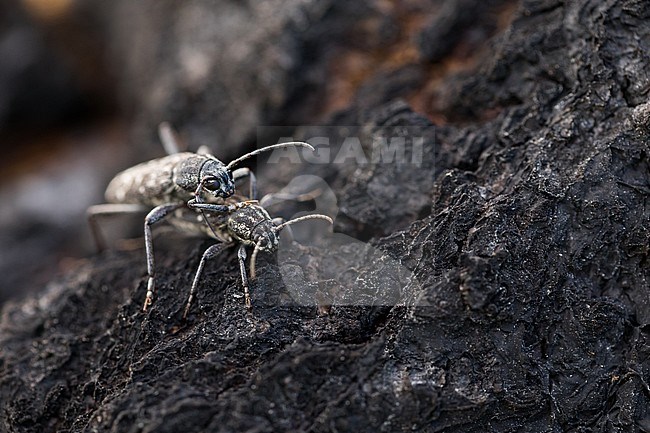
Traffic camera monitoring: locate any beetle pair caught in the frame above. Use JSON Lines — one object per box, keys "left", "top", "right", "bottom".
{"left": 88, "top": 123, "right": 332, "bottom": 314}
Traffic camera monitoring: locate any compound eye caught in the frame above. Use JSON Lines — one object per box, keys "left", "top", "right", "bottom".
{"left": 257, "top": 236, "right": 269, "bottom": 249}
{"left": 203, "top": 177, "right": 221, "bottom": 191}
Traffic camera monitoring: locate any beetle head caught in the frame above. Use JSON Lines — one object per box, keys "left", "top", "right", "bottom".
{"left": 199, "top": 159, "right": 235, "bottom": 198}
{"left": 252, "top": 221, "right": 279, "bottom": 252}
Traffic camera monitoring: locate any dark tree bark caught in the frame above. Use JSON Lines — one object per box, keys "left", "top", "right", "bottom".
{"left": 1, "top": 1, "right": 649, "bottom": 432}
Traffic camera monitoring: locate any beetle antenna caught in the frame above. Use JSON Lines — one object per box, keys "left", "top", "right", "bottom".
{"left": 251, "top": 215, "right": 332, "bottom": 279}
{"left": 190, "top": 178, "right": 221, "bottom": 239}
{"left": 194, "top": 176, "right": 217, "bottom": 199}
{"left": 250, "top": 240, "right": 264, "bottom": 279}
{"left": 227, "top": 142, "right": 315, "bottom": 169}
{"left": 200, "top": 209, "right": 220, "bottom": 240}
{"left": 273, "top": 214, "right": 333, "bottom": 233}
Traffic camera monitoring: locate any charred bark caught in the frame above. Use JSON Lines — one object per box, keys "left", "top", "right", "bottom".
{"left": 1, "top": 1, "right": 649, "bottom": 432}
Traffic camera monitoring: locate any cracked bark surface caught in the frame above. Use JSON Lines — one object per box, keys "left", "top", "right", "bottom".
{"left": 1, "top": 0, "right": 649, "bottom": 432}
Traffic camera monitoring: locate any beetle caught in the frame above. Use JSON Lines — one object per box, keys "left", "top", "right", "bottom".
{"left": 175, "top": 193, "right": 333, "bottom": 318}
{"left": 103, "top": 122, "right": 313, "bottom": 206}
{"left": 87, "top": 123, "right": 314, "bottom": 310}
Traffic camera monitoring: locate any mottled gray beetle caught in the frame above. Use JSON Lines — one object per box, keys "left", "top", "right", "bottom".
{"left": 173, "top": 192, "right": 332, "bottom": 318}
{"left": 87, "top": 123, "right": 314, "bottom": 310}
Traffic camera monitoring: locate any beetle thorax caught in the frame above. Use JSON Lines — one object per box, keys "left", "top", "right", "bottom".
{"left": 227, "top": 206, "right": 274, "bottom": 247}
{"left": 172, "top": 154, "right": 207, "bottom": 191}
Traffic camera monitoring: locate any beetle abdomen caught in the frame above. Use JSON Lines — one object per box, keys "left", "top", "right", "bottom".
{"left": 105, "top": 153, "right": 192, "bottom": 205}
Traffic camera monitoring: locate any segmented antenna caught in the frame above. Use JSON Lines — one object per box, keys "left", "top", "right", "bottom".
{"left": 250, "top": 214, "right": 333, "bottom": 279}
{"left": 250, "top": 241, "right": 264, "bottom": 279}
{"left": 191, "top": 178, "right": 221, "bottom": 240}
{"left": 226, "top": 142, "right": 315, "bottom": 169}
{"left": 273, "top": 214, "right": 333, "bottom": 232}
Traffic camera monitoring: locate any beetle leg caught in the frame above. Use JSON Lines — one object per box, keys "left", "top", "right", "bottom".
{"left": 158, "top": 122, "right": 184, "bottom": 155}
{"left": 143, "top": 203, "right": 184, "bottom": 312}
{"left": 183, "top": 242, "right": 229, "bottom": 319}
{"left": 86, "top": 203, "right": 149, "bottom": 252}
{"left": 237, "top": 244, "right": 252, "bottom": 310}
{"left": 187, "top": 200, "right": 236, "bottom": 213}
{"left": 232, "top": 167, "right": 257, "bottom": 200}
{"left": 196, "top": 145, "right": 211, "bottom": 155}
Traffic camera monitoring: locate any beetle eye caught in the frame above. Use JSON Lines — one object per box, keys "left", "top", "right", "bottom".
{"left": 256, "top": 236, "right": 268, "bottom": 248}
{"left": 203, "top": 178, "right": 220, "bottom": 191}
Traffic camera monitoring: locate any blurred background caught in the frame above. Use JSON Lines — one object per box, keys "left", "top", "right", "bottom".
{"left": 0, "top": 0, "right": 125, "bottom": 303}
{"left": 0, "top": 0, "right": 515, "bottom": 304}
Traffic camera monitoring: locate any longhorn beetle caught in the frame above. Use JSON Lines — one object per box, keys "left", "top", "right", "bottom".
{"left": 174, "top": 192, "right": 333, "bottom": 319}
{"left": 87, "top": 123, "right": 315, "bottom": 310}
